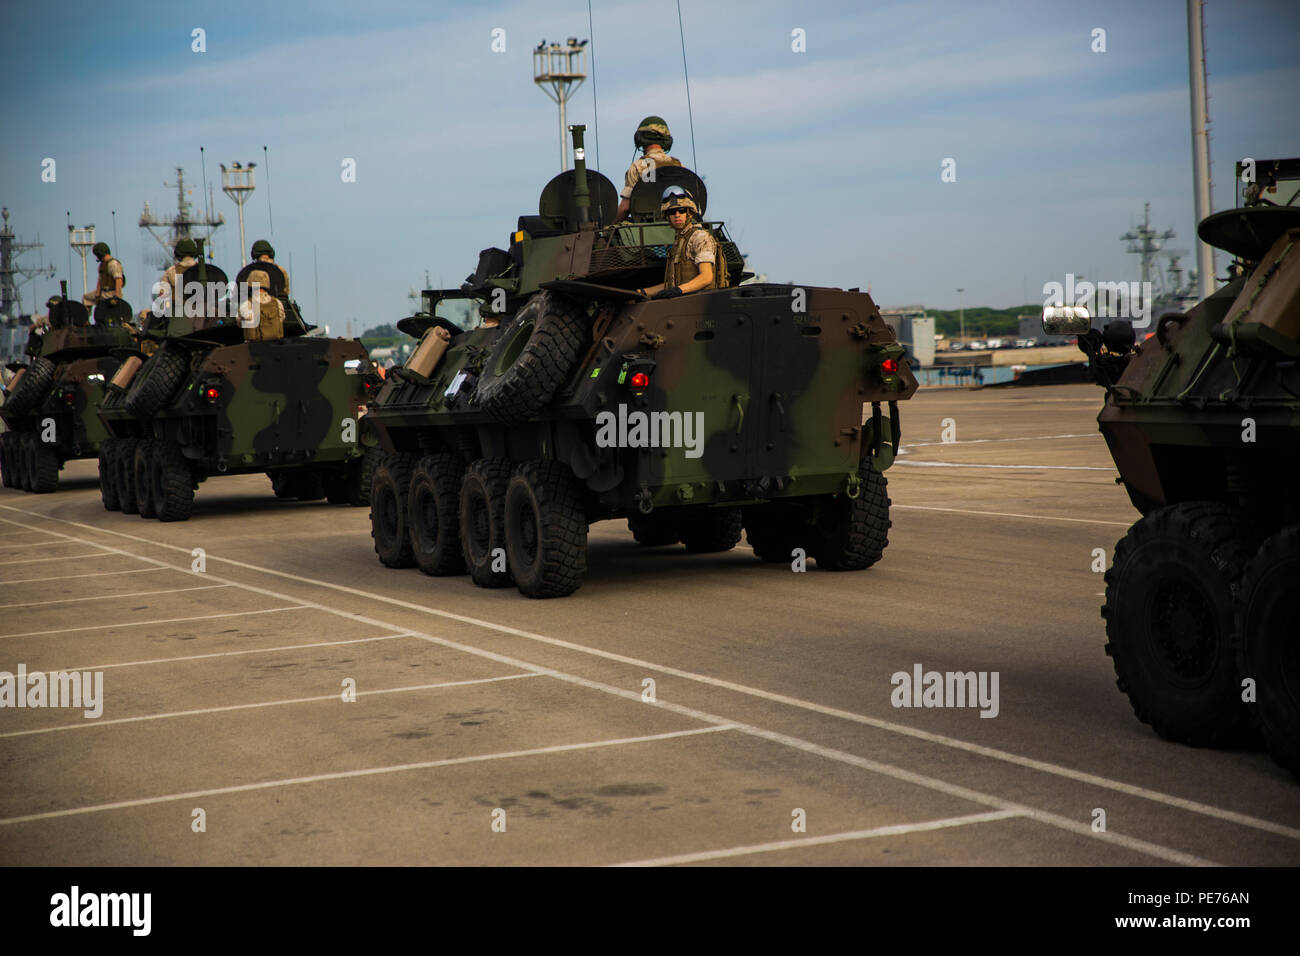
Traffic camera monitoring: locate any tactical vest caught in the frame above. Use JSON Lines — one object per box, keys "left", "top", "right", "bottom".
{"left": 665, "top": 224, "right": 728, "bottom": 289}
{"left": 99, "top": 257, "right": 125, "bottom": 297}
{"left": 242, "top": 297, "right": 285, "bottom": 342}
{"left": 647, "top": 151, "right": 682, "bottom": 170}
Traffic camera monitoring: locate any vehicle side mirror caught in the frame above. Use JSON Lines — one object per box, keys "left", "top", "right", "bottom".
{"left": 1042, "top": 305, "right": 1091, "bottom": 336}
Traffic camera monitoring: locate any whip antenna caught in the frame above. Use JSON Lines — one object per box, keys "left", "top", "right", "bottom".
{"left": 263, "top": 146, "right": 274, "bottom": 235}
{"left": 676, "top": 0, "right": 698, "bottom": 172}
{"left": 588, "top": 0, "right": 600, "bottom": 172}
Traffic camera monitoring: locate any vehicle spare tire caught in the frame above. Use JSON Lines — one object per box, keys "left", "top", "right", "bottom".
{"left": 125, "top": 345, "right": 189, "bottom": 418}
{"left": 473, "top": 291, "right": 586, "bottom": 427}
{"left": 4, "top": 358, "right": 56, "bottom": 415}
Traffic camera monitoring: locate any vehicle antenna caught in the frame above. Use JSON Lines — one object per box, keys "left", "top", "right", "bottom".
{"left": 263, "top": 146, "right": 274, "bottom": 235}
{"left": 587, "top": 0, "right": 600, "bottom": 172}
{"left": 676, "top": 0, "right": 698, "bottom": 172}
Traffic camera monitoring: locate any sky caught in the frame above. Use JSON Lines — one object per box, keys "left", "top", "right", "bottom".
{"left": 2, "top": 0, "right": 1298, "bottom": 334}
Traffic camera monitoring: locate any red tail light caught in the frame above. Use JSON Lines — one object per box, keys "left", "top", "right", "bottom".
{"left": 202, "top": 386, "right": 220, "bottom": 402}
{"left": 881, "top": 359, "right": 899, "bottom": 374}
{"left": 62, "top": 390, "right": 77, "bottom": 406}
{"left": 630, "top": 372, "right": 650, "bottom": 388}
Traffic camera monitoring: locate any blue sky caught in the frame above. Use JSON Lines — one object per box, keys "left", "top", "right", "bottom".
{"left": 2, "top": 0, "right": 1297, "bottom": 332}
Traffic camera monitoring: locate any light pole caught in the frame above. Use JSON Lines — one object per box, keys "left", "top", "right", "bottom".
{"left": 220, "top": 162, "right": 257, "bottom": 261}
{"left": 69, "top": 225, "right": 95, "bottom": 297}
{"left": 956, "top": 287, "right": 965, "bottom": 341}
{"left": 533, "top": 38, "right": 588, "bottom": 171}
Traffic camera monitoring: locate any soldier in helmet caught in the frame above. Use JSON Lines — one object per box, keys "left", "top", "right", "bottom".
{"left": 239, "top": 269, "right": 285, "bottom": 342}
{"left": 83, "top": 242, "right": 125, "bottom": 310}
{"left": 249, "top": 239, "right": 290, "bottom": 296}
{"left": 154, "top": 237, "right": 199, "bottom": 314}
{"left": 639, "top": 186, "right": 728, "bottom": 299}
{"left": 614, "top": 116, "right": 683, "bottom": 222}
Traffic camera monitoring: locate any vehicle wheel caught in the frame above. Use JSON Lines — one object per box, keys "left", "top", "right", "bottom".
{"left": 3, "top": 358, "right": 55, "bottom": 415}
{"left": 294, "top": 469, "right": 326, "bottom": 502}
{"left": 459, "top": 458, "right": 514, "bottom": 588}
{"left": 152, "top": 441, "right": 195, "bottom": 522}
{"left": 324, "top": 467, "right": 352, "bottom": 505}
{"left": 743, "top": 502, "right": 814, "bottom": 562}
{"left": 0, "top": 432, "right": 16, "bottom": 488}
{"left": 812, "top": 466, "right": 891, "bottom": 570}
{"left": 98, "top": 438, "right": 120, "bottom": 510}
{"left": 116, "top": 438, "right": 139, "bottom": 514}
{"left": 19, "top": 433, "right": 36, "bottom": 491}
{"left": 407, "top": 453, "right": 466, "bottom": 576}
{"left": 627, "top": 512, "right": 681, "bottom": 546}
{"left": 504, "top": 460, "right": 588, "bottom": 598}
{"left": 269, "top": 471, "right": 296, "bottom": 499}
{"left": 125, "top": 345, "right": 189, "bottom": 418}
{"left": 370, "top": 454, "right": 417, "bottom": 568}
{"left": 31, "top": 437, "right": 59, "bottom": 493}
{"left": 134, "top": 440, "right": 158, "bottom": 518}
{"left": 473, "top": 291, "right": 586, "bottom": 426}
{"left": 1238, "top": 524, "right": 1300, "bottom": 779}
{"left": 679, "top": 507, "right": 743, "bottom": 553}
{"left": 340, "top": 446, "right": 379, "bottom": 507}
{"left": 1102, "top": 502, "right": 1252, "bottom": 746}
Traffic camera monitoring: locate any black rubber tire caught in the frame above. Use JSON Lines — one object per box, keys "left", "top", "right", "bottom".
{"left": 812, "top": 467, "right": 891, "bottom": 570}
{"left": 370, "top": 454, "right": 417, "bottom": 568}
{"left": 269, "top": 472, "right": 296, "bottom": 499}
{"left": 408, "top": 453, "right": 467, "bottom": 576}
{"left": 460, "top": 458, "right": 514, "bottom": 588}
{"left": 679, "top": 507, "right": 744, "bottom": 553}
{"left": 294, "top": 470, "right": 326, "bottom": 502}
{"left": 324, "top": 469, "right": 350, "bottom": 505}
{"left": 134, "top": 439, "right": 158, "bottom": 518}
{"left": 31, "top": 437, "right": 59, "bottom": 493}
{"left": 342, "top": 447, "right": 380, "bottom": 507}
{"left": 504, "top": 460, "right": 588, "bottom": 598}
{"left": 1102, "top": 502, "right": 1253, "bottom": 747}
{"left": 4, "top": 358, "right": 55, "bottom": 416}
{"left": 1237, "top": 524, "right": 1300, "bottom": 779}
{"left": 99, "top": 438, "right": 120, "bottom": 510}
{"left": 628, "top": 512, "right": 682, "bottom": 547}
{"left": 116, "top": 438, "right": 139, "bottom": 514}
{"left": 743, "top": 502, "right": 816, "bottom": 563}
{"left": 19, "top": 433, "right": 36, "bottom": 491}
{"left": 0, "top": 432, "right": 16, "bottom": 488}
{"left": 152, "top": 441, "right": 195, "bottom": 522}
{"left": 125, "top": 345, "right": 189, "bottom": 418}
{"left": 474, "top": 291, "right": 586, "bottom": 426}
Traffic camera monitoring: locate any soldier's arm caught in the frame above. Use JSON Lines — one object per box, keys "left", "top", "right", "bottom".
{"left": 111, "top": 261, "right": 125, "bottom": 297}
{"left": 678, "top": 262, "right": 714, "bottom": 294}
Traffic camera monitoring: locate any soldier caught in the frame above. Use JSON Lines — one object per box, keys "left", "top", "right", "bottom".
{"left": 614, "top": 116, "right": 682, "bottom": 222}
{"left": 83, "top": 242, "right": 125, "bottom": 309}
{"left": 639, "top": 186, "right": 728, "bottom": 299}
{"left": 239, "top": 270, "right": 285, "bottom": 342}
{"left": 155, "top": 237, "right": 198, "bottom": 313}
{"left": 249, "top": 239, "right": 290, "bottom": 296}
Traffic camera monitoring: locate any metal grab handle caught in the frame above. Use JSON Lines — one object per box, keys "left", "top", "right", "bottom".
{"left": 732, "top": 393, "right": 746, "bottom": 433}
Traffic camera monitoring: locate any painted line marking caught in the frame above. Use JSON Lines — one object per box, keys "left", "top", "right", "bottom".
{"left": 892, "top": 504, "right": 1134, "bottom": 528}
{"left": 0, "top": 672, "right": 540, "bottom": 738}
{"left": 64, "top": 632, "right": 416, "bottom": 673}
{"left": 0, "top": 507, "right": 1271, "bottom": 860}
{"left": 894, "top": 461, "right": 1114, "bottom": 471}
{"left": 0, "top": 605, "right": 308, "bottom": 640}
{"left": 0, "top": 567, "right": 155, "bottom": 585}
{"left": 0, "top": 725, "right": 736, "bottom": 825}
{"left": 0, "top": 552, "right": 109, "bottom": 567}
{"left": 611, "top": 810, "right": 1024, "bottom": 866}
{"left": 0, "top": 584, "right": 231, "bottom": 611}
{"left": 906, "top": 433, "right": 1098, "bottom": 447}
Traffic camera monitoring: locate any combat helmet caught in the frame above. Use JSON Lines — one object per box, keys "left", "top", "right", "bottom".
{"left": 634, "top": 116, "right": 673, "bottom": 152}
{"left": 251, "top": 239, "right": 275, "bottom": 259}
{"left": 660, "top": 184, "right": 699, "bottom": 219}
{"left": 174, "top": 237, "right": 198, "bottom": 259}
{"left": 92, "top": 241, "right": 110, "bottom": 257}
{"left": 247, "top": 269, "right": 272, "bottom": 292}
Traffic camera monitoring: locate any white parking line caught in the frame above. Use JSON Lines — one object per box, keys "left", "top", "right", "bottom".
{"left": 0, "top": 508, "right": 1267, "bottom": 862}
{"left": 65, "top": 632, "right": 416, "bottom": 672}
{"left": 0, "top": 584, "right": 231, "bottom": 611}
{"left": 894, "top": 461, "right": 1114, "bottom": 471}
{"left": 905, "top": 434, "right": 1097, "bottom": 448}
{"left": 0, "top": 605, "right": 309, "bottom": 640}
{"left": 0, "top": 725, "right": 736, "bottom": 826}
{"left": 0, "top": 552, "right": 108, "bottom": 566}
{"left": 893, "top": 504, "right": 1133, "bottom": 528}
{"left": 0, "top": 567, "right": 154, "bottom": 585}
{"left": 611, "top": 809, "right": 1024, "bottom": 866}
{"left": 0, "top": 540, "right": 80, "bottom": 552}
{"left": 0, "top": 672, "right": 541, "bottom": 738}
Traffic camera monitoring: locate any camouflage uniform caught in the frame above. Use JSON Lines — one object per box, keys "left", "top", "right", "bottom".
{"left": 665, "top": 225, "right": 725, "bottom": 290}
{"left": 255, "top": 257, "right": 291, "bottom": 296}
{"left": 158, "top": 256, "right": 198, "bottom": 308}
{"left": 83, "top": 256, "right": 125, "bottom": 309}
{"left": 239, "top": 270, "right": 285, "bottom": 341}
{"left": 621, "top": 149, "right": 682, "bottom": 200}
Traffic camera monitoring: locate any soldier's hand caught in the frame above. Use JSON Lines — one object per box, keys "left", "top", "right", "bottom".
{"left": 652, "top": 286, "right": 683, "bottom": 299}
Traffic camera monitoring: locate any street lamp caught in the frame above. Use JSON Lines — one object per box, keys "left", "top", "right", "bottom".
{"left": 533, "top": 38, "right": 588, "bottom": 171}
{"left": 220, "top": 162, "right": 257, "bottom": 261}
{"left": 956, "top": 287, "right": 965, "bottom": 341}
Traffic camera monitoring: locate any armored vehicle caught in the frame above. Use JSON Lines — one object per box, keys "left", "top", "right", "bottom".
{"left": 363, "top": 125, "right": 918, "bottom": 598}
{"left": 0, "top": 290, "right": 136, "bottom": 493}
{"left": 1049, "top": 158, "right": 1300, "bottom": 778}
{"left": 96, "top": 256, "right": 381, "bottom": 521}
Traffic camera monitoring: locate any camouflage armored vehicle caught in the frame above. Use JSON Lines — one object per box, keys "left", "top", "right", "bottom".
{"left": 1049, "top": 157, "right": 1300, "bottom": 778}
{"left": 96, "top": 255, "right": 381, "bottom": 521}
{"left": 363, "top": 125, "right": 918, "bottom": 598}
{"left": 0, "top": 289, "right": 136, "bottom": 493}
